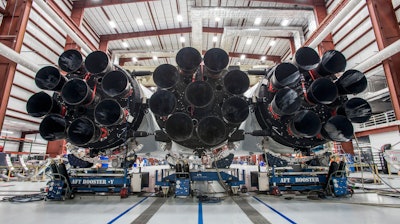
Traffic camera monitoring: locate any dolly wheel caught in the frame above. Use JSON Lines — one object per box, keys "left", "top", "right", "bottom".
{"left": 69, "top": 193, "right": 75, "bottom": 199}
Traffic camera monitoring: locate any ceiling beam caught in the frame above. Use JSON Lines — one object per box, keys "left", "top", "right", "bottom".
{"left": 251, "top": 0, "right": 325, "bottom": 6}
{"left": 118, "top": 52, "right": 281, "bottom": 65}
{"left": 73, "top": 0, "right": 156, "bottom": 9}
{"left": 100, "top": 27, "right": 224, "bottom": 42}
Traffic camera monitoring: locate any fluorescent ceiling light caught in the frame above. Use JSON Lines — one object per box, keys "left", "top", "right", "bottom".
{"left": 254, "top": 17, "right": 262, "bottom": 25}
{"left": 109, "top": 20, "right": 116, "bottom": 28}
{"left": 212, "top": 36, "right": 218, "bottom": 42}
{"left": 145, "top": 39, "right": 152, "bottom": 46}
{"left": 122, "top": 41, "right": 129, "bottom": 48}
{"left": 136, "top": 18, "right": 144, "bottom": 26}
{"left": 260, "top": 56, "right": 266, "bottom": 61}
{"left": 215, "top": 17, "right": 221, "bottom": 22}
{"left": 180, "top": 36, "right": 185, "bottom": 43}
{"left": 246, "top": 39, "right": 252, "bottom": 45}
{"left": 240, "top": 54, "right": 246, "bottom": 60}
{"left": 1, "top": 130, "right": 14, "bottom": 134}
{"left": 281, "top": 19, "right": 290, "bottom": 26}
{"left": 132, "top": 57, "right": 138, "bottom": 62}
{"left": 269, "top": 40, "right": 276, "bottom": 46}
{"left": 177, "top": 14, "right": 183, "bottom": 22}
{"left": 152, "top": 56, "right": 158, "bottom": 60}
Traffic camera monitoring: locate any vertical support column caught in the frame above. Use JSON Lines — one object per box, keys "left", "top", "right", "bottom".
{"left": 313, "top": 3, "right": 335, "bottom": 54}
{"left": 47, "top": 140, "right": 66, "bottom": 158}
{"left": 0, "top": 0, "right": 32, "bottom": 131}
{"left": 289, "top": 37, "right": 296, "bottom": 56}
{"left": 367, "top": 0, "right": 400, "bottom": 120}
{"left": 99, "top": 39, "right": 109, "bottom": 52}
{"left": 64, "top": 6, "right": 84, "bottom": 50}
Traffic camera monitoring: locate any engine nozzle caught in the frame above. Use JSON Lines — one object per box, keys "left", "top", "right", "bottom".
{"left": 35, "top": 66, "right": 67, "bottom": 91}
{"left": 61, "top": 78, "right": 95, "bottom": 105}
{"left": 94, "top": 99, "right": 126, "bottom": 126}
{"left": 176, "top": 47, "right": 202, "bottom": 73}
{"left": 337, "top": 97, "right": 372, "bottom": 123}
{"left": 270, "top": 87, "right": 301, "bottom": 116}
{"left": 149, "top": 90, "right": 177, "bottom": 116}
{"left": 336, "top": 69, "right": 367, "bottom": 95}
{"left": 58, "top": 49, "right": 85, "bottom": 75}
{"left": 67, "top": 117, "right": 101, "bottom": 146}
{"left": 185, "top": 81, "right": 214, "bottom": 108}
{"left": 224, "top": 70, "right": 250, "bottom": 95}
{"left": 26, "top": 92, "right": 62, "bottom": 117}
{"left": 204, "top": 48, "right": 229, "bottom": 76}
{"left": 153, "top": 64, "right": 179, "bottom": 89}
{"left": 306, "top": 78, "right": 338, "bottom": 104}
{"left": 222, "top": 96, "right": 249, "bottom": 124}
{"left": 197, "top": 116, "right": 227, "bottom": 145}
{"left": 321, "top": 115, "right": 354, "bottom": 142}
{"left": 165, "top": 112, "right": 194, "bottom": 142}
{"left": 269, "top": 62, "right": 300, "bottom": 90}
{"left": 39, "top": 114, "right": 67, "bottom": 141}
{"left": 84, "top": 51, "right": 112, "bottom": 75}
{"left": 102, "top": 70, "right": 132, "bottom": 97}
{"left": 293, "top": 47, "right": 320, "bottom": 71}
{"left": 288, "top": 110, "right": 321, "bottom": 137}
{"left": 315, "top": 50, "right": 346, "bottom": 76}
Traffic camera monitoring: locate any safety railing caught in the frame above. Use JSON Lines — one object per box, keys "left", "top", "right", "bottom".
{"left": 354, "top": 110, "right": 399, "bottom": 132}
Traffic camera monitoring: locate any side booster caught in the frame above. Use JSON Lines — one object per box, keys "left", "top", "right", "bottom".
{"left": 27, "top": 49, "right": 145, "bottom": 153}
{"left": 253, "top": 47, "right": 372, "bottom": 151}
{"left": 150, "top": 47, "right": 250, "bottom": 155}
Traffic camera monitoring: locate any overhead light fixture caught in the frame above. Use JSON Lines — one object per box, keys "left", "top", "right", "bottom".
{"left": 212, "top": 36, "right": 218, "bottom": 42}
{"left": 254, "top": 17, "right": 262, "bottom": 25}
{"left": 270, "top": 40, "right": 276, "bottom": 46}
{"left": 152, "top": 56, "right": 158, "bottom": 60}
{"left": 246, "top": 39, "right": 252, "bottom": 45}
{"left": 145, "top": 39, "right": 152, "bottom": 46}
{"left": 180, "top": 36, "right": 185, "bottom": 43}
{"left": 240, "top": 54, "right": 246, "bottom": 60}
{"left": 177, "top": 14, "right": 183, "bottom": 22}
{"left": 1, "top": 130, "right": 14, "bottom": 134}
{"left": 260, "top": 56, "right": 266, "bottom": 61}
{"left": 136, "top": 18, "right": 144, "bottom": 26}
{"left": 215, "top": 17, "right": 221, "bottom": 22}
{"left": 281, "top": 19, "right": 290, "bottom": 26}
{"left": 109, "top": 20, "right": 116, "bottom": 28}
{"left": 132, "top": 57, "right": 138, "bottom": 62}
{"left": 122, "top": 41, "right": 129, "bottom": 48}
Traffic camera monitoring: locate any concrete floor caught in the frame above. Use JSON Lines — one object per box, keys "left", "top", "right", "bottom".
{"left": 1, "top": 174, "right": 400, "bottom": 224}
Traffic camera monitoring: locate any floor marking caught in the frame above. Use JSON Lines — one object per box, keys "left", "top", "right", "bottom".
{"left": 131, "top": 197, "right": 166, "bottom": 224}
{"left": 232, "top": 196, "right": 272, "bottom": 224}
{"left": 253, "top": 196, "right": 297, "bottom": 224}
{"left": 198, "top": 201, "right": 203, "bottom": 224}
{"left": 107, "top": 197, "right": 148, "bottom": 224}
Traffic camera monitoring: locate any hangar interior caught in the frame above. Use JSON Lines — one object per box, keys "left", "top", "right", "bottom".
{"left": 1, "top": 0, "right": 400, "bottom": 223}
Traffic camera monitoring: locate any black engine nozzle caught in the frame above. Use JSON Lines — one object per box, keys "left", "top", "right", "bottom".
{"left": 222, "top": 96, "right": 249, "bottom": 124}
{"left": 165, "top": 112, "right": 194, "bottom": 142}
{"left": 288, "top": 110, "right": 321, "bottom": 138}
{"left": 293, "top": 47, "right": 320, "bottom": 71}
{"left": 39, "top": 114, "right": 67, "bottom": 141}
{"left": 153, "top": 64, "right": 179, "bottom": 89}
{"left": 176, "top": 47, "right": 202, "bottom": 73}
{"left": 185, "top": 81, "right": 214, "bottom": 108}
{"left": 321, "top": 115, "right": 354, "bottom": 142}
{"left": 67, "top": 117, "right": 101, "bottom": 146}
{"left": 102, "top": 70, "right": 132, "bottom": 97}
{"left": 197, "top": 116, "right": 227, "bottom": 146}
{"left": 35, "top": 66, "right": 67, "bottom": 92}
{"left": 337, "top": 97, "right": 372, "bottom": 123}
{"left": 94, "top": 99, "right": 126, "bottom": 126}
{"left": 204, "top": 48, "right": 229, "bottom": 76}
{"left": 149, "top": 90, "right": 177, "bottom": 116}
{"left": 269, "top": 62, "right": 300, "bottom": 90}
{"left": 58, "top": 49, "right": 85, "bottom": 75}
{"left": 270, "top": 87, "right": 301, "bottom": 116}
{"left": 336, "top": 69, "right": 367, "bottom": 95}
{"left": 61, "top": 78, "right": 95, "bottom": 105}
{"left": 315, "top": 50, "right": 346, "bottom": 76}
{"left": 27, "top": 92, "right": 62, "bottom": 117}
{"left": 84, "top": 51, "right": 112, "bottom": 75}
{"left": 306, "top": 78, "right": 338, "bottom": 105}
{"left": 224, "top": 70, "right": 250, "bottom": 95}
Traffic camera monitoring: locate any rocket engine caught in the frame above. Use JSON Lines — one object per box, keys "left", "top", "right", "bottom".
{"left": 150, "top": 47, "right": 250, "bottom": 156}
{"left": 26, "top": 49, "right": 146, "bottom": 154}
{"left": 252, "top": 47, "right": 372, "bottom": 152}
